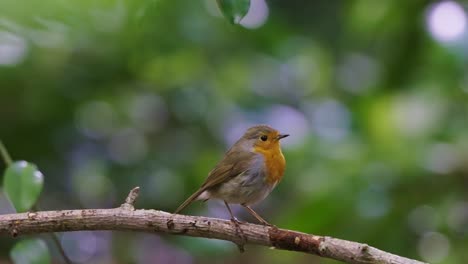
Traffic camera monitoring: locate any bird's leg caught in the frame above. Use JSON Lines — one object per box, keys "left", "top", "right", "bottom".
{"left": 224, "top": 201, "right": 246, "bottom": 252}
{"left": 241, "top": 204, "right": 276, "bottom": 227}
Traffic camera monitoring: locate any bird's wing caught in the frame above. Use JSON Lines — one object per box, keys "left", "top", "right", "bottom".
{"left": 173, "top": 148, "right": 256, "bottom": 214}
{"left": 201, "top": 148, "right": 256, "bottom": 190}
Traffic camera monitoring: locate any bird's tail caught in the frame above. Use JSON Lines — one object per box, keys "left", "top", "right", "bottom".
{"left": 174, "top": 188, "right": 206, "bottom": 214}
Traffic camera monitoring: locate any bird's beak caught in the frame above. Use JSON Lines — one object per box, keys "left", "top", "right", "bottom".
{"left": 276, "top": 134, "right": 289, "bottom": 140}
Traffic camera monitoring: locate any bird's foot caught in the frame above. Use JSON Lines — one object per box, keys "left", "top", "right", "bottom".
{"left": 230, "top": 217, "right": 246, "bottom": 252}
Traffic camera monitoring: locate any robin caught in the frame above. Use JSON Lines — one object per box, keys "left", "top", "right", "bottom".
{"left": 174, "top": 125, "right": 288, "bottom": 228}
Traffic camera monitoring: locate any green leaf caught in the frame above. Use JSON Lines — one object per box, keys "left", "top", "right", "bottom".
{"left": 10, "top": 238, "right": 51, "bottom": 264}
{"left": 3, "top": 161, "right": 44, "bottom": 212}
{"left": 216, "top": 0, "right": 251, "bottom": 24}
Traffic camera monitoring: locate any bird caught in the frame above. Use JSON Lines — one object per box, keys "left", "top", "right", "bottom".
{"left": 174, "top": 125, "right": 288, "bottom": 227}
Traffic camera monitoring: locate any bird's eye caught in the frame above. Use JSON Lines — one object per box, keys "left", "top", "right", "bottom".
{"left": 260, "top": 135, "right": 268, "bottom": 141}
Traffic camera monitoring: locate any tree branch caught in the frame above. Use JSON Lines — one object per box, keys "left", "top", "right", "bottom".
{"left": 0, "top": 187, "right": 426, "bottom": 264}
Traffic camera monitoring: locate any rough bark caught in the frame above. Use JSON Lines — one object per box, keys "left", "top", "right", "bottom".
{"left": 0, "top": 187, "right": 426, "bottom": 264}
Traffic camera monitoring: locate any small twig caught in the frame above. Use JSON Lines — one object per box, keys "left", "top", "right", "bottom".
{"left": 0, "top": 140, "right": 13, "bottom": 166}
{"left": 120, "top": 186, "right": 140, "bottom": 210}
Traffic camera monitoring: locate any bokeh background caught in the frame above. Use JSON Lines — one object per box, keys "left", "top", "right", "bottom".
{"left": 1, "top": 0, "right": 468, "bottom": 263}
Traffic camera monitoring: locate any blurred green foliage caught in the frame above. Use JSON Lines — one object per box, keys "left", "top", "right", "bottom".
{"left": 1, "top": 0, "right": 468, "bottom": 263}
{"left": 10, "top": 239, "right": 51, "bottom": 264}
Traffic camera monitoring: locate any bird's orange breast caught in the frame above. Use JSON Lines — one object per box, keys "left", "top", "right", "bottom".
{"left": 253, "top": 145, "right": 286, "bottom": 184}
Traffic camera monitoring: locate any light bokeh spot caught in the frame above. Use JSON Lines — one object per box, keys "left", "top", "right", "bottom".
{"left": 424, "top": 143, "right": 460, "bottom": 174}
{"left": 418, "top": 232, "right": 450, "bottom": 263}
{"left": 426, "top": 1, "right": 467, "bottom": 43}
{"left": 240, "top": 0, "right": 269, "bottom": 29}
{"left": 0, "top": 31, "right": 27, "bottom": 66}
{"left": 408, "top": 205, "right": 438, "bottom": 234}
{"left": 306, "top": 99, "right": 351, "bottom": 142}
{"left": 447, "top": 201, "right": 468, "bottom": 234}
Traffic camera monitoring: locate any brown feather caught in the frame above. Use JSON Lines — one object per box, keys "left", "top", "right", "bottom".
{"left": 174, "top": 187, "right": 207, "bottom": 214}
{"left": 174, "top": 141, "right": 256, "bottom": 214}
{"left": 201, "top": 147, "right": 255, "bottom": 189}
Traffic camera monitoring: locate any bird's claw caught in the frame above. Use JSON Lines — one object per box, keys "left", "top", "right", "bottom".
{"left": 230, "top": 218, "right": 246, "bottom": 252}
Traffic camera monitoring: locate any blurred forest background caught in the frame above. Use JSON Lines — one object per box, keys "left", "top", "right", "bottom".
{"left": 1, "top": 0, "right": 468, "bottom": 263}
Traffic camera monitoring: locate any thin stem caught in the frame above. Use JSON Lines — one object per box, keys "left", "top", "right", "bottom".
{"left": 34, "top": 205, "right": 73, "bottom": 264}
{"left": 50, "top": 233, "right": 73, "bottom": 264}
{"left": 0, "top": 140, "right": 13, "bottom": 166}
